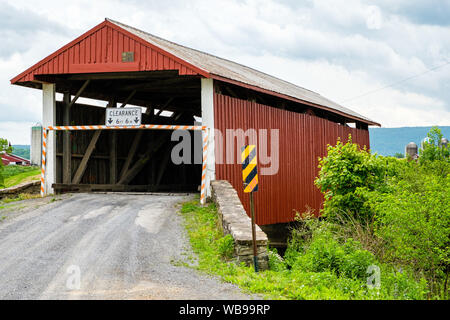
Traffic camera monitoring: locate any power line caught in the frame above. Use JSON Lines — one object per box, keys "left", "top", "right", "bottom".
{"left": 342, "top": 59, "right": 450, "bottom": 103}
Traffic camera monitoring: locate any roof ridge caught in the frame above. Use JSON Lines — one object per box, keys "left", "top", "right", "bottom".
{"left": 106, "top": 18, "right": 321, "bottom": 96}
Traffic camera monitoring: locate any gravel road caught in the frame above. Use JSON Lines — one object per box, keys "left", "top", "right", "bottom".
{"left": 0, "top": 193, "right": 253, "bottom": 300}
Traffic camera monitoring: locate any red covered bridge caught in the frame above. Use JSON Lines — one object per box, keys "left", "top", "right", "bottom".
{"left": 11, "top": 19, "right": 379, "bottom": 227}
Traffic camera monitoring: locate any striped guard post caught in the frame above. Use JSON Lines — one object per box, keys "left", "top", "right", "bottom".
{"left": 241, "top": 145, "right": 259, "bottom": 193}
{"left": 200, "top": 128, "right": 209, "bottom": 205}
{"left": 40, "top": 128, "right": 47, "bottom": 197}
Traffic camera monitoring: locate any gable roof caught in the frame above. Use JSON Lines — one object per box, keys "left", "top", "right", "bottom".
{"left": 1, "top": 153, "right": 30, "bottom": 163}
{"left": 108, "top": 19, "right": 378, "bottom": 126}
{"left": 11, "top": 18, "right": 379, "bottom": 126}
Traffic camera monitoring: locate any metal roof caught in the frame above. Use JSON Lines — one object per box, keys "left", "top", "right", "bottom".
{"left": 108, "top": 19, "right": 379, "bottom": 126}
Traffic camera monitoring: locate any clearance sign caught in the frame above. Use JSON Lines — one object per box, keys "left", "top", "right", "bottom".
{"left": 241, "top": 145, "right": 259, "bottom": 193}
{"left": 106, "top": 107, "right": 142, "bottom": 127}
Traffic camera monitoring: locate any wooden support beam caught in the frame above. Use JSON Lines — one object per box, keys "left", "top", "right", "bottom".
{"left": 145, "top": 105, "right": 154, "bottom": 116}
{"left": 110, "top": 131, "right": 117, "bottom": 184}
{"left": 121, "top": 77, "right": 198, "bottom": 91}
{"left": 119, "top": 130, "right": 144, "bottom": 180}
{"left": 68, "top": 80, "right": 90, "bottom": 109}
{"left": 155, "top": 146, "right": 172, "bottom": 186}
{"left": 172, "top": 111, "right": 185, "bottom": 122}
{"left": 118, "top": 134, "right": 168, "bottom": 185}
{"left": 63, "top": 92, "right": 72, "bottom": 184}
{"left": 108, "top": 98, "right": 118, "bottom": 184}
{"left": 72, "top": 130, "right": 102, "bottom": 184}
{"left": 224, "top": 85, "right": 239, "bottom": 98}
{"left": 62, "top": 70, "right": 178, "bottom": 81}
{"left": 53, "top": 183, "right": 197, "bottom": 193}
{"left": 119, "top": 90, "right": 137, "bottom": 108}
{"left": 160, "top": 97, "right": 174, "bottom": 111}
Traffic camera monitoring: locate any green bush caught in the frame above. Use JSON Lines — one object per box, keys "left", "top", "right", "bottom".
{"left": 315, "top": 136, "right": 387, "bottom": 224}
{"left": 314, "top": 128, "right": 449, "bottom": 299}
{"left": 180, "top": 198, "right": 429, "bottom": 300}
{"left": 289, "top": 225, "right": 376, "bottom": 280}
{"left": 373, "top": 169, "right": 449, "bottom": 298}
{"left": 380, "top": 267, "right": 428, "bottom": 300}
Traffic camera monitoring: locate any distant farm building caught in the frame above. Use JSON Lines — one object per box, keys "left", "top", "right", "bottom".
{"left": 11, "top": 19, "right": 379, "bottom": 226}
{"left": 1, "top": 153, "right": 31, "bottom": 166}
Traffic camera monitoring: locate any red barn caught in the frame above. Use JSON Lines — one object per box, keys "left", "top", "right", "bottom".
{"left": 1, "top": 153, "right": 30, "bottom": 166}
{"left": 11, "top": 19, "right": 379, "bottom": 227}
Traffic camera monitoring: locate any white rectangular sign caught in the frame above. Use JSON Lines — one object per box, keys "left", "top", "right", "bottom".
{"left": 106, "top": 107, "right": 142, "bottom": 126}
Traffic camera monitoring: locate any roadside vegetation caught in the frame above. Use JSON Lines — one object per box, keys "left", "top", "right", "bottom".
{"left": 0, "top": 166, "right": 40, "bottom": 188}
{"left": 180, "top": 127, "right": 448, "bottom": 300}
{"left": 1, "top": 138, "right": 38, "bottom": 188}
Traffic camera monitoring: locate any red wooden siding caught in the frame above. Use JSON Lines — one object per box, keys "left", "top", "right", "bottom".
{"left": 213, "top": 93, "right": 370, "bottom": 226}
{"left": 11, "top": 21, "right": 207, "bottom": 84}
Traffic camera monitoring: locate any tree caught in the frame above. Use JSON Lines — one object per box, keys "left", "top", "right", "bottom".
{"left": 419, "top": 126, "right": 449, "bottom": 163}
{"left": 0, "top": 138, "right": 12, "bottom": 154}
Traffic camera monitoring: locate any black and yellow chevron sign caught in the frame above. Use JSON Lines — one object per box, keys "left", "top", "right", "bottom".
{"left": 241, "top": 145, "right": 259, "bottom": 193}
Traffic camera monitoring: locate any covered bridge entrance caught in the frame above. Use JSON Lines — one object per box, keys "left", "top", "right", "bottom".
{"left": 12, "top": 19, "right": 379, "bottom": 225}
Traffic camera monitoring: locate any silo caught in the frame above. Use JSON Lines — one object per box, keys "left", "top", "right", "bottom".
{"left": 405, "top": 142, "right": 418, "bottom": 159}
{"left": 30, "top": 123, "right": 42, "bottom": 166}
{"left": 421, "top": 137, "right": 431, "bottom": 149}
{"left": 440, "top": 138, "right": 448, "bottom": 148}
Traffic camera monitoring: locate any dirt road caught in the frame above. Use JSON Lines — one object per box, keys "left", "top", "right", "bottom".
{"left": 0, "top": 193, "right": 252, "bottom": 300}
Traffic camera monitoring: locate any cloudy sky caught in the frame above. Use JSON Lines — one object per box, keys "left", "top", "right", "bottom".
{"left": 1, "top": 0, "right": 449, "bottom": 144}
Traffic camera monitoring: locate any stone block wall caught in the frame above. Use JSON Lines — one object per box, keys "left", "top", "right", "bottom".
{"left": 0, "top": 181, "right": 40, "bottom": 200}
{"left": 211, "top": 180, "right": 269, "bottom": 270}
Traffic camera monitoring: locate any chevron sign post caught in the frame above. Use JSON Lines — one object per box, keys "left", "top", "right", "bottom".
{"left": 241, "top": 144, "right": 259, "bottom": 272}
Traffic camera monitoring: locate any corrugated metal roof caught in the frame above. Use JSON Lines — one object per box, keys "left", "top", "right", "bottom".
{"left": 108, "top": 19, "right": 378, "bottom": 125}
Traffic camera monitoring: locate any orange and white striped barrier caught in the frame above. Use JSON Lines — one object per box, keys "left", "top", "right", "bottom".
{"left": 40, "top": 124, "right": 209, "bottom": 204}
{"left": 40, "top": 128, "right": 47, "bottom": 197}
{"left": 200, "top": 128, "right": 209, "bottom": 205}
{"left": 46, "top": 124, "right": 207, "bottom": 131}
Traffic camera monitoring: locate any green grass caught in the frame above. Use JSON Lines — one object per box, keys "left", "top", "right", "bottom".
{"left": 179, "top": 198, "right": 428, "bottom": 300}
{"left": 1, "top": 166, "right": 40, "bottom": 188}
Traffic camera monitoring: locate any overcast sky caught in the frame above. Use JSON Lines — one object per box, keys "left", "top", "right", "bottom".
{"left": 1, "top": 0, "right": 449, "bottom": 144}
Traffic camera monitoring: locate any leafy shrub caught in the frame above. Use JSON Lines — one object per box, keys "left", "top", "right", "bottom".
{"left": 373, "top": 171, "right": 450, "bottom": 298}
{"left": 289, "top": 224, "right": 376, "bottom": 280}
{"left": 380, "top": 267, "right": 428, "bottom": 300}
{"left": 314, "top": 128, "right": 449, "bottom": 298}
{"left": 315, "top": 136, "right": 387, "bottom": 224}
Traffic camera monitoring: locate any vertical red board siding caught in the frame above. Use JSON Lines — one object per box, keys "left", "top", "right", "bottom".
{"left": 213, "top": 93, "right": 370, "bottom": 226}
{"left": 12, "top": 22, "right": 202, "bottom": 83}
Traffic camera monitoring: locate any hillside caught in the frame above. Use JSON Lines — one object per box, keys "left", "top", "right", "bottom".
{"left": 369, "top": 126, "right": 450, "bottom": 156}
{"left": 11, "top": 145, "right": 30, "bottom": 160}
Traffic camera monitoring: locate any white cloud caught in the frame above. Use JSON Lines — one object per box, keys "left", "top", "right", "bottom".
{"left": 0, "top": 121, "right": 36, "bottom": 145}
{"left": 0, "top": 0, "right": 449, "bottom": 147}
